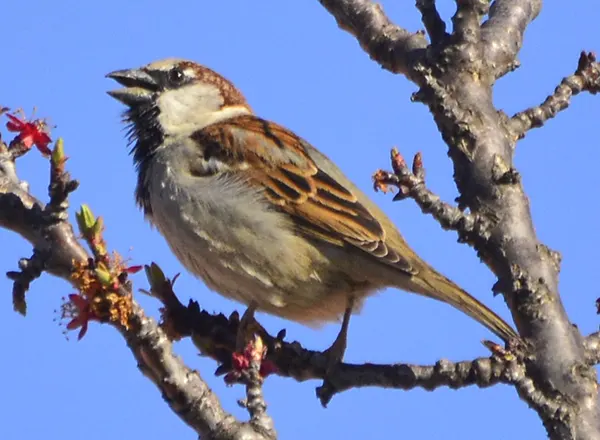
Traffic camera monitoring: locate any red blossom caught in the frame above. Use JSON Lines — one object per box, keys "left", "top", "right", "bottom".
{"left": 65, "top": 294, "right": 98, "bottom": 340}
{"left": 231, "top": 350, "right": 251, "bottom": 370}
{"left": 124, "top": 265, "right": 143, "bottom": 274}
{"left": 5, "top": 113, "right": 52, "bottom": 155}
{"left": 225, "top": 338, "right": 278, "bottom": 383}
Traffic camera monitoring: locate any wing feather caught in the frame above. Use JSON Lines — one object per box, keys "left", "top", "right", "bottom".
{"left": 193, "top": 115, "right": 414, "bottom": 274}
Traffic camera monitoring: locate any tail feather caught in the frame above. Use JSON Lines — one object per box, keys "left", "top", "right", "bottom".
{"left": 407, "top": 268, "right": 518, "bottom": 343}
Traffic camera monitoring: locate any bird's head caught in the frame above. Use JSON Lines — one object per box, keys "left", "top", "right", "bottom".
{"left": 107, "top": 58, "right": 252, "bottom": 155}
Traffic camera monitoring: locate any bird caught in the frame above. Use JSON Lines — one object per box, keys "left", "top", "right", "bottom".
{"left": 106, "top": 58, "right": 518, "bottom": 369}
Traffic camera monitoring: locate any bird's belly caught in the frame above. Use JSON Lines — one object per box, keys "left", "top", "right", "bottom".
{"left": 145, "top": 162, "right": 360, "bottom": 323}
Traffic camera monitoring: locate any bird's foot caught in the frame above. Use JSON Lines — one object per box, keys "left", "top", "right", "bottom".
{"left": 322, "top": 330, "right": 348, "bottom": 375}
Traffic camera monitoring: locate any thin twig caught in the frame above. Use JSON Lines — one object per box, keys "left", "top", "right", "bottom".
{"left": 238, "top": 337, "right": 277, "bottom": 439}
{"left": 6, "top": 250, "right": 47, "bottom": 314}
{"left": 510, "top": 51, "right": 600, "bottom": 139}
{"left": 372, "top": 149, "right": 492, "bottom": 248}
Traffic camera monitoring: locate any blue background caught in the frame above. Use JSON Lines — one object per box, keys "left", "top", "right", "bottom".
{"left": 0, "top": 1, "right": 598, "bottom": 439}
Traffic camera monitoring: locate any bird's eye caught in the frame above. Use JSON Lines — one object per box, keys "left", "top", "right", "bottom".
{"left": 167, "top": 67, "right": 185, "bottom": 86}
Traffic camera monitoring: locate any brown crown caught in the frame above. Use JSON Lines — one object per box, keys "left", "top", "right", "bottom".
{"left": 178, "top": 61, "right": 250, "bottom": 109}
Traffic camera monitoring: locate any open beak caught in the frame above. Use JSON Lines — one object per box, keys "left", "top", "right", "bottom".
{"left": 106, "top": 68, "right": 158, "bottom": 106}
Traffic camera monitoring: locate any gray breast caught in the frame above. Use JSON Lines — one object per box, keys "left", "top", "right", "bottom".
{"left": 143, "top": 139, "right": 317, "bottom": 309}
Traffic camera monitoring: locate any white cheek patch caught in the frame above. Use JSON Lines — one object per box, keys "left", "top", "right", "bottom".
{"left": 157, "top": 83, "right": 223, "bottom": 135}
{"left": 156, "top": 83, "right": 252, "bottom": 136}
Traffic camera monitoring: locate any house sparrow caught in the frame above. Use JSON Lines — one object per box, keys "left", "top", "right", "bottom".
{"left": 107, "top": 58, "right": 518, "bottom": 366}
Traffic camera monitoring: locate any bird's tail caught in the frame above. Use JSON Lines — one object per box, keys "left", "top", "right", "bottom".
{"left": 405, "top": 267, "right": 518, "bottom": 343}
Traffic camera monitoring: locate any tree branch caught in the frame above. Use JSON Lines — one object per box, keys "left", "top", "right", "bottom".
{"left": 0, "top": 132, "right": 272, "bottom": 440}
{"left": 144, "top": 276, "right": 524, "bottom": 407}
{"left": 414, "top": 11, "right": 600, "bottom": 440}
{"left": 510, "top": 51, "right": 600, "bottom": 138}
{"left": 239, "top": 337, "right": 276, "bottom": 439}
{"left": 419, "top": 58, "right": 599, "bottom": 440}
{"left": 123, "top": 304, "right": 257, "bottom": 440}
{"left": 317, "top": 1, "right": 600, "bottom": 438}
{"left": 317, "top": 355, "right": 523, "bottom": 407}
{"left": 415, "top": 0, "right": 447, "bottom": 45}
{"left": 453, "top": 0, "right": 488, "bottom": 44}
{"left": 481, "top": 0, "right": 543, "bottom": 78}
{"left": 372, "top": 148, "right": 493, "bottom": 250}
{"left": 316, "top": 0, "right": 428, "bottom": 77}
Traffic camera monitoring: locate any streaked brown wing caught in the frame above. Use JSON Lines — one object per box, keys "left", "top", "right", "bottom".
{"left": 195, "top": 115, "right": 413, "bottom": 274}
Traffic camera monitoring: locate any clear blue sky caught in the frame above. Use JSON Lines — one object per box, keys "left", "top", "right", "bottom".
{"left": 1, "top": 1, "right": 598, "bottom": 439}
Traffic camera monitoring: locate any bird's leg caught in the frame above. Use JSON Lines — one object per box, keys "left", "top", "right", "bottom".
{"left": 236, "top": 301, "right": 258, "bottom": 352}
{"left": 323, "top": 296, "right": 355, "bottom": 374}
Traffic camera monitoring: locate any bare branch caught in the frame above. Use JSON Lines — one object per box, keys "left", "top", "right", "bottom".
{"left": 333, "top": 1, "right": 600, "bottom": 436}
{"left": 481, "top": 0, "right": 542, "bottom": 78}
{"left": 123, "top": 304, "right": 256, "bottom": 440}
{"left": 145, "top": 279, "right": 524, "bottom": 407}
{"left": 415, "top": 0, "right": 448, "bottom": 45}
{"left": 416, "top": 70, "right": 600, "bottom": 437}
{"left": 317, "top": 0, "right": 428, "bottom": 77}
{"left": 452, "top": 0, "right": 489, "bottom": 44}
{"left": 372, "top": 149, "right": 492, "bottom": 249}
{"left": 510, "top": 51, "right": 600, "bottom": 138}
{"left": 6, "top": 250, "right": 46, "bottom": 314}
{"left": 417, "top": 67, "right": 600, "bottom": 440}
{"left": 0, "top": 133, "right": 271, "bottom": 440}
{"left": 0, "top": 142, "right": 87, "bottom": 282}
{"left": 317, "top": 356, "right": 523, "bottom": 407}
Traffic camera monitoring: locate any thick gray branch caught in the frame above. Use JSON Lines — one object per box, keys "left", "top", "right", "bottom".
{"left": 124, "top": 305, "right": 252, "bottom": 440}
{"left": 453, "top": 0, "right": 488, "bottom": 44}
{"left": 481, "top": 0, "right": 542, "bottom": 78}
{"left": 419, "top": 63, "right": 599, "bottom": 440}
{"left": 318, "top": 1, "right": 599, "bottom": 438}
{"left": 317, "top": 0, "right": 427, "bottom": 78}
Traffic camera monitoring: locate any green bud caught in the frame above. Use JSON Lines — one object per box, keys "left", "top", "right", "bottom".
{"left": 76, "top": 205, "right": 96, "bottom": 234}
{"left": 91, "top": 217, "right": 104, "bottom": 236}
{"left": 95, "top": 266, "right": 113, "bottom": 286}
{"left": 51, "top": 138, "right": 65, "bottom": 165}
{"left": 145, "top": 262, "right": 166, "bottom": 287}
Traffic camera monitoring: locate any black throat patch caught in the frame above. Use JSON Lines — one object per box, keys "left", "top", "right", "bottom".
{"left": 123, "top": 103, "right": 163, "bottom": 215}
